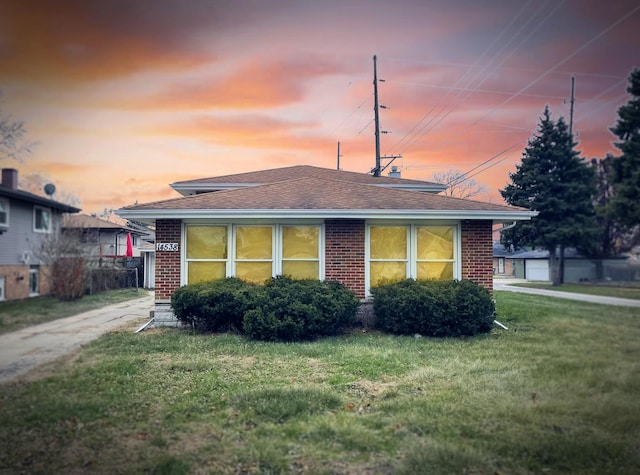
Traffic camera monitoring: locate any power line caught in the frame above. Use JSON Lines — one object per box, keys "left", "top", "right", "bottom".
{"left": 449, "top": 79, "right": 631, "bottom": 185}
{"left": 406, "top": 2, "right": 640, "bottom": 159}
{"left": 388, "top": 0, "right": 560, "bottom": 156}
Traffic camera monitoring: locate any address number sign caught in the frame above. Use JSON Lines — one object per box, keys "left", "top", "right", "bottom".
{"left": 156, "top": 243, "right": 179, "bottom": 251}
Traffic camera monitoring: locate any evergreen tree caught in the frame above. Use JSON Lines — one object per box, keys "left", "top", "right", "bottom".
{"left": 591, "top": 154, "right": 639, "bottom": 257}
{"left": 608, "top": 68, "right": 640, "bottom": 231}
{"left": 500, "top": 106, "right": 598, "bottom": 285}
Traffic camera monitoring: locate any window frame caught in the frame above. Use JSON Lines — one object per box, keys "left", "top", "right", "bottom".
{"left": 29, "top": 265, "right": 39, "bottom": 296}
{"left": 0, "top": 198, "right": 9, "bottom": 228}
{"left": 365, "top": 222, "right": 460, "bottom": 296}
{"left": 182, "top": 222, "right": 324, "bottom": 285}
{"left": 33, "top": 206, "right": 52, "bottom": 234}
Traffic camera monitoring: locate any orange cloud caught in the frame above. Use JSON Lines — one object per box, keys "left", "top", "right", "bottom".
{"left": 119, "top": 56, "right": 349, "bottom": 110}
{"left": 144, "top": 114, "right": 338, "bottom": 154}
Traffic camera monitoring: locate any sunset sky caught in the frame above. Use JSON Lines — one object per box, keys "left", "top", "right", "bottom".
{"left": 1, "top": 0, "right": 638, "bottom": 214}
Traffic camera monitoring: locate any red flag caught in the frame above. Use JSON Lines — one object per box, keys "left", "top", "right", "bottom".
{"left": 126, "top": 233, "right": 133, "bottom": 257}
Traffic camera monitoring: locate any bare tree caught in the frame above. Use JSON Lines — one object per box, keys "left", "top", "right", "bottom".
{"left": 32, "top": 223, "right": 96, "bottom": 301}
{"left": 430, "top": 169, "right": 487, "bottom": 199}
{"left": 1, "top": 92, "right": 35, "bottom": 162}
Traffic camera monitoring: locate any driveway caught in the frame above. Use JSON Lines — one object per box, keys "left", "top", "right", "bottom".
{"left": 0, "top": 292, "right": 154, "bottom": 384}
{"left": 494, "top": 278, "right": 640, "bottom": 307}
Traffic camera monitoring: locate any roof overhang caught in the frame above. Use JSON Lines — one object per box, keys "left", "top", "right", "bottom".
{"left": 117, "top": 208, "right": 537, "bottom": 224}
{"left": 0, "top": 188, "right": 81, "bottom": 213}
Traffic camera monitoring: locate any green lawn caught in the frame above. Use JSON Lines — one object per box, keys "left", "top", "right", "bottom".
{"left": 511, "top": 282, "right": 640, "bottom": 300}
{"left": 0, "top": 288, "right": 149, "bottom": 335}
{"left": 1, "top": 291, "right": 639, "bottom": 474}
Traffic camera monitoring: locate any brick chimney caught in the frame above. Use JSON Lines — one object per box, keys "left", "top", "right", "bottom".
{"left": 1, "top": 168, "right": 18, "bottom": 190}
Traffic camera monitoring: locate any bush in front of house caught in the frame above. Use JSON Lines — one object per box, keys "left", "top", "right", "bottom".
{"left": 371, "top": 279, "right": 495, "bottom": 337}
{"left": 171, "top": 277, "right": 254, "bottom": 332}
{"left": 243, "top": 276, "right": 360, "bottom": 342}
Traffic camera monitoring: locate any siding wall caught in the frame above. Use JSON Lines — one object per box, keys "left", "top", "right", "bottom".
{"left": 0, "top": 198, "right": 62, "bottom": 301}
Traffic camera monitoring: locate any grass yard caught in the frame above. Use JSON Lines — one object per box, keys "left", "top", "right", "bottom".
{"left": 1, "top": 292, "right": 639, "bottom": 474}
{"left": 510, "top": 282, "right": 640, "bottom": 300}
{"left": 0, "top": 288, "right": 149, "bottom": 335}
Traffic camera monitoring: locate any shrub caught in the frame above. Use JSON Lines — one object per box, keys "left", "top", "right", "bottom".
{"left": 244, "top": 276, "right": 359, "bottom": 342}
{"left": 371, "top": 279, "right": 495, "bottom": 337}
{"left": 171, "top": 278, "right": 253, "bottom": 332}
{"left": 51, "top": 256, "right": 87, "bottom": 301}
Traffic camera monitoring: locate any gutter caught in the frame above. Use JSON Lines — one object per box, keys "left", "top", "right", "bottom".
{"left": 496, "top": 221, "right": 517, "bottom": 233}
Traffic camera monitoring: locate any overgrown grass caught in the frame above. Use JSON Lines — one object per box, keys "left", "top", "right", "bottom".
{"left": 1, "top": 292, "right": 639, "bottom": 474}
{"left": 0, "top": 288, "right": 149, "bottom": 335}
{"left": 512, "top": 282, "right": 640, "bottom": 299}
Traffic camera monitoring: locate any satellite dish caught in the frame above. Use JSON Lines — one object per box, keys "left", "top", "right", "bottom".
{"left": 44, "top": 183, "right": 56, "bottom": 196}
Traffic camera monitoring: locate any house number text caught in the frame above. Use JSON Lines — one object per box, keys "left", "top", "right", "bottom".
{"left": 156, "top": 243, "right": 179, "bottom": 252}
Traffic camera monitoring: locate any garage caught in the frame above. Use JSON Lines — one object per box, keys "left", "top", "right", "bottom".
{"left": 525, "top": 259, "right": 549, "bottom": 281}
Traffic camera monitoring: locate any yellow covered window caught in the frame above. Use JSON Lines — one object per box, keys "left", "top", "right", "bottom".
{"left": 235, "top": 226, "right": 273, "bottom": 283}
{"left": 416, "top": 226, "right": 454, "bottom": 281}
{"left": 369, "top": 226, "right": 408, "bottom": 287}
{"left": 282, "top": 225, "right": 320, "bottom": 279}
{"left": 185, "top": 226, "right": 228, "bottom": 284}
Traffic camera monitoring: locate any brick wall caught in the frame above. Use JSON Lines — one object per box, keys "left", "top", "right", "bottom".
{"left": 325, "top": 219, "right": 366, "bottom": 299}
{"left": 0, "top": 264, "right": 52, "bottom": 301}
{"left": 155, "top": 219, "right": 182, "bottom": 300}
{"left": 461, "top": 220, "right": 493, "bottom": 294}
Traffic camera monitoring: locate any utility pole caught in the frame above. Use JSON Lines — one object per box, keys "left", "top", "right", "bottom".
{"left": 560, "top": 76, "right": 576, "bottom": 285}
{"left": 568, "top": 76, "right": 575, "bottom": 141}
{"left": 372, "top": 55, "right": 401, "bottom": 177}
{"left": 373, "top": 55, "right": 381, "bottom": 176}
{"left": 336, "top": 141, "right": 343, "bottom": 170}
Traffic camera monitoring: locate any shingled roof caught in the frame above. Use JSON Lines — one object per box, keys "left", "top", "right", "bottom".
{"left": 170, "top": 165, "right": 447, "bottom": 195}
{"left": 119, "top": 175, "right": 535, "bottom": 223}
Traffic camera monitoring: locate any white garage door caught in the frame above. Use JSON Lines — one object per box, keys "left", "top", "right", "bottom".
{"left": 526, "top": 260, "right": 549, "bottom": 281}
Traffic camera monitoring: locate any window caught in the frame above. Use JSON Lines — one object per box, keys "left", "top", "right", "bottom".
{"left": 281, "top": 225, "right": 320, "bottom": 279}
{"left": 0, "top": 199, "right": 8, "bottom": 228}
{"left": 0, "top": 276, "right": 5, "bottom": 301}
{"left": 185, "top": 225, "right": 228, "bottom": 284}
{"left": 29, "top": 265, "right": 39, "bottom": 296}
{"left": 368, "top": 224, "right": 458, "bottom": 292}
{"left": 416, "top": 226, "right": 454, "bottom": 281}
{"left": 369, "top": 226, "right": 408, "bottom": 287}
{"left": 34, "top": 206, "right": 51, "bottom": 233}
{"left": 184, "top": 224, "right": 323, "bottom": 285}
{"left": 235, "top": 225, "right": 274, "bottom": 284}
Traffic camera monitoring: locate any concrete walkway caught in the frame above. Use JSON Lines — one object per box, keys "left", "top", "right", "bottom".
{"left": 494, "top": 278, "right": 640, "bottom": 307}
{"left": 0, "top": 292, "right": 154, "bottom": 384}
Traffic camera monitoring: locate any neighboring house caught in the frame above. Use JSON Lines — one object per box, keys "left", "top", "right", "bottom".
{"left": 117, "top": 165, "right": 536, "bottom": 326}
{"left": 508, "top": 248, "right": 628, "bottom": 282}
{"left": 62, "top": 214, "right": 151, "bottom": 258}
{"left": 0, "top": 168, "right": 80, "bottom": 301}
{"left": 126, "top": 220, "right": 156, "bottom": 289}
{"left": 492, "top": 243, "right": 520, "bottom": 276}
{"left": 62, "top": 214, "right": 156, "bottom": 289}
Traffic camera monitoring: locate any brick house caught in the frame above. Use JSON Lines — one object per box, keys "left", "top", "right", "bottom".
{"left": 117, "top": 165, "right": 535, "bottom": 325}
